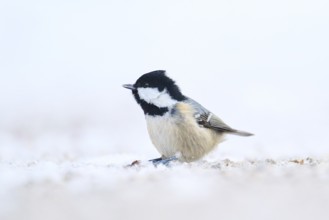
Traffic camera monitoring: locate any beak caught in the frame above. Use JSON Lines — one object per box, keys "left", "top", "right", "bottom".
{"left": 123, "top": 84, "right": 136, "bottom": 90}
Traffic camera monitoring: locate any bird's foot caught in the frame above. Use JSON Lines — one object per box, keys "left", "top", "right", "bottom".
{"left": 126, "top": 156, "right": 178, "bottom": 168}
{"left": 149, "top": 156, "right": 178, "bottom": 167}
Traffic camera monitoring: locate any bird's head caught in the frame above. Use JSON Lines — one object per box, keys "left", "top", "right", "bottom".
{"left": 123, "top": 70, "right": 186, "bottom": 115}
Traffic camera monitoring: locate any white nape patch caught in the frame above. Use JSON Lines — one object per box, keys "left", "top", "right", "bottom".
{"left": 137, "top": 87, "right": 177, "bottom": 108}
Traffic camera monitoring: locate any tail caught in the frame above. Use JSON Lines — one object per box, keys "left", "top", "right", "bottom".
{"left": 229, "top": 129, "right": 254, "bottom": 137}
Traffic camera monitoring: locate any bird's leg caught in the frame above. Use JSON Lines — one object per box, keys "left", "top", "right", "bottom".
{"left": 149, "top": 156, "right": 178, "bottom": 166}
{"left": 148, "top": 157, "right": 163, "bottom": 163}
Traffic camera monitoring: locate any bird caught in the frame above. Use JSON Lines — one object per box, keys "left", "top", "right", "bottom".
{"left": 123, "top": 70, "right": 253, "bottom": 165}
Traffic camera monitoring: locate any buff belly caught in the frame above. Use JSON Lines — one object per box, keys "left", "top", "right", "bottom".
{"left": 145, "top": 103, "right": 225, "bottom": 162}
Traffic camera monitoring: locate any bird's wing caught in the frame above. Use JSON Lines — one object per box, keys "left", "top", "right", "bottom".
{"left": 185, "top": 98, "right": 253, "bottom": 136}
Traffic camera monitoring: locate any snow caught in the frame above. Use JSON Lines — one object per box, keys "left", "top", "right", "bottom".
{"left": 1, "top": 157, "right": 329, "bottom": 220}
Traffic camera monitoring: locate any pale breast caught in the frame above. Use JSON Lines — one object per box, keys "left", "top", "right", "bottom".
{"left": 145, "top": 102, "right": 225, "bottom": 162}
{"left": 146, "top": 113, "right": 180, "bottom": 158}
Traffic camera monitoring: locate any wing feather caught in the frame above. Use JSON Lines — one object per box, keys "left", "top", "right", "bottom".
{"left": 185, "top": 98, "right": 253, "bottom": 136}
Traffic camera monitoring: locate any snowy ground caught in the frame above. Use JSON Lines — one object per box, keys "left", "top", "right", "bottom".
{"left": 1, "top": 155, "right": 329, "bottom": 220}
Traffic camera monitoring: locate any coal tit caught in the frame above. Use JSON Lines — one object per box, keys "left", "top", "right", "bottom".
{"left": 123, "top": 70, "right": 253, "bottom": 164}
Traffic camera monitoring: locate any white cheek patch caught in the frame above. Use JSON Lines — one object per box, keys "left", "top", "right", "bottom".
{"left": 138, "top": 88, "right": 177, "bottom": 108}
{"left": 138, "top": 88, "right": 161, "bottom": 102}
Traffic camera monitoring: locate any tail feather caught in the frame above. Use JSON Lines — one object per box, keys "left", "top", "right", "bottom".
{"left": 230, "top": 129, "right": 254, "bottom": 137}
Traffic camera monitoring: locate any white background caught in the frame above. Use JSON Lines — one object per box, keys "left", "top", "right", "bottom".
{"left": 1, "top": 0, "right": 329, "bottom": 160}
